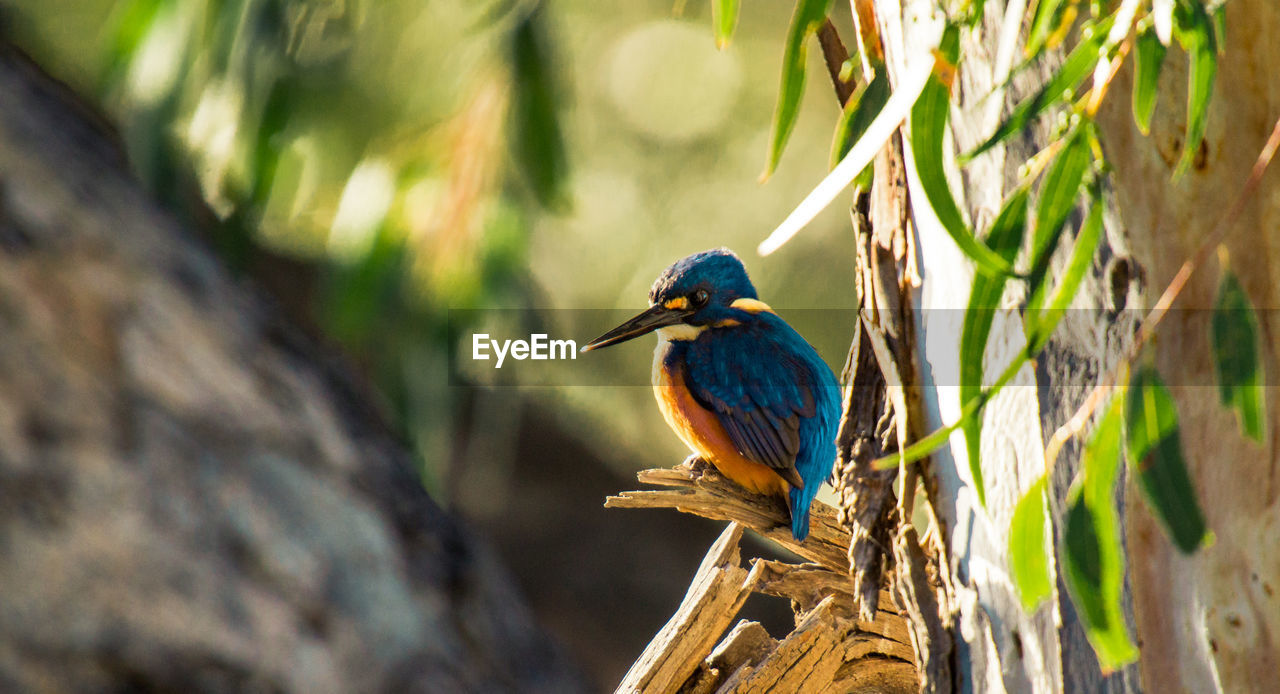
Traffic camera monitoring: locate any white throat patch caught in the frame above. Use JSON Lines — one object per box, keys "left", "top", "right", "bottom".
{"left": 656, "top": 323, "right": 706, "bottom": 342}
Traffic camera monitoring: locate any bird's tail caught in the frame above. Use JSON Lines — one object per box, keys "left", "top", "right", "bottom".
{"left": 788, "top": 484, "right": 816, "bottom": 540}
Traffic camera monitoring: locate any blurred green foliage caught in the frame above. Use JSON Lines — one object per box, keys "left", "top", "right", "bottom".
{"left": 3, "top": 0, "right": 859, "bottom": 508}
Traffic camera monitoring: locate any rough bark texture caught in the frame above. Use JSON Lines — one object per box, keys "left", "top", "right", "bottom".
{"left": 1096, "top": 2, "right": 1280, "bottom": 690}
{"left": 877, "top": 0, "right": 1140, "bottom": 691}
{"left": 0, "top": 46, "right": 585, "bottom": 694}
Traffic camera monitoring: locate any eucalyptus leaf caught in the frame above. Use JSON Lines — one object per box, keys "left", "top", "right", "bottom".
{"left": 1212, "top": 271, "right": 1267, "bottom": 441}
{"left": 1028, "top": 178, "right": 1103, "bottom": 350}
{"left": 712, "top": 0, "right": 741, "bottom": 48}
{"left": 1172, "top": 3, "right": 1217, "bottom": 179}
{"left": 1062, "top": 398, "right": 1139, "bottom": 670}
{"left": 966, "top": 17, "right": 1113, "bottom": 161}
{"left": 911, "top": 24, "right": 1014, "bottom": 276}
{"left": 1124, "top": 365, "right": 1209, "bottom": 553}
{"left": 764, "top": 0, "right": 836, "bottom": 179}
{"left": 1010, "top": 476, "right": 1053, "bottom": 611}
{"left": 1132, "top": 27, "right": 1167, "bottom": 135}
{"left": 960, "top": 187, "right": 1029, "bottom": 505}
{"left": 1025, "top": 123, "right": 1092, "bottom": 326}
{"left": 1025, "top": 0, "right": 1069, "bottom": 58}
{"left": 511, "top": 10, "right": 570, "bottom": 210}
{"left": 830, "top": 65, "right": 891, "bottom": 189}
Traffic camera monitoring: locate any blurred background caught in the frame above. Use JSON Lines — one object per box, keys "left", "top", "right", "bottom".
{"left": 0, "top": 0, "right": 860, "bottom": 686}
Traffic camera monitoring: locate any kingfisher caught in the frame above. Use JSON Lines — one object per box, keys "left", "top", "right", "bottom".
{"left": 583, "top": 248, "right": 840, "bottom": 540}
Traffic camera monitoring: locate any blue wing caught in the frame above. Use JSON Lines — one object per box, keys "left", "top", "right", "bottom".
{"left": 684, "top": 313, "right": 841, "bottom": 538}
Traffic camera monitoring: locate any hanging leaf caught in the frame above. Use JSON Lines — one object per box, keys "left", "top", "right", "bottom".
{"left": 873, "top": 420, "right": 963, "bottom": 470}
{"left": 1025, "top": 0, "right": 1073, "bottom": 59}
{"left": 830, "top": 65, "right": 891, "bottom": 191}
{"left": 960, "top": 186, "right": 1029, "bottom": 505}
{"left": 965, "top": 17, "right": 1113, "bottom": 161}
{"left": 511, "top": 8, "right": 570, "bottom": 210}
{"left": 1132, "top": 27, "right": 1167, "bottom": 135}
{"left": 1212, "top": 271, "right": 1267, "bottom": 441}
{"left": 1027, "top": 178, "right": 1103, "bottom": 349}
{"left": 1124, "top": 365, "right": 1209, "bottom": 553}
{"left": 1172, "top": 3, "right": 1217, "bottom": 179}
{"left": 712, "top": 0, "right": 741, "bottom": 48}
{"left": 1062, "top": 398, "right": 1139, "bottom": 670}
{"left": 911, "top": 24, "right": 1015, "bottom": 276}
{"left": 1010, "top": 475, "right": 1053, "bottom": 612}
{"left": 763, "top": 0, "right": 836, "bottom": 179}
{"left": 1024, "top": 123, "right": 1092, "bottom": 328}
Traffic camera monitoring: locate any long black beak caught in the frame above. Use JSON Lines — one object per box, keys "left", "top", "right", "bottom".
{"left": 582, "top": 304, "right": 689, "bottom": 352}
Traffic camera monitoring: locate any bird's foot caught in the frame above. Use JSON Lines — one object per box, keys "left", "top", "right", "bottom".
{"left": 678, "top": 455, "right": 714, "bottom": 481}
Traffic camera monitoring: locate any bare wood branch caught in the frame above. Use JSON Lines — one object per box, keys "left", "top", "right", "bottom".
{"left": 892, "top": 525, "right": 953, "bottom": 694}
{"left": 816, "top": 20, "right": 856, "bottom": 106}
{"left": 678, "top": 621, "right": 775, "bottom": 694}
{"left": 605, "top": 463, "right": 849, "bottom": 572}
{"left": 616, "top": 523, "right": 756, "bottom": 694}
{"left": 719, "top": 596, "right": 916, "bottom": 693}
{"left": 748, "top": 561, "right": 909, "bottom": 647}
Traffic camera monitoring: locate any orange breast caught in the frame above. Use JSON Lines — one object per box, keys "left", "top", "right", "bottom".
{"left": 652, "top": 342, "right": 789, "bottom": 498}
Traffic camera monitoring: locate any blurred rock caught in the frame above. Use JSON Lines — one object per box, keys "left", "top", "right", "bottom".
{"left": 0, "top": 45, "right": 586, "bottom": 694}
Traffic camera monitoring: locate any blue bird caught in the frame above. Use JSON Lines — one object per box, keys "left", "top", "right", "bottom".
{"left": 583, "top": 248, "right": 840, "bottom": 540}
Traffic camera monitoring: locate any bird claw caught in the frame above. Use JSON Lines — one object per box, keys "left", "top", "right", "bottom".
{"left": 678, "top": 455, "right": 713, "bottom": 481}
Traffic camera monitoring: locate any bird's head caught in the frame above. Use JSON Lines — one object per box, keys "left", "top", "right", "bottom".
{"left": 583, "top": 248, "right": 769, "bottom": 351}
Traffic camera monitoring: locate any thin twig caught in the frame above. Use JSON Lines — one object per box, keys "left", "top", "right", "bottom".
{"left": 817, "top": 19, "right": 856, "bottom": 106}
{"left": 1043, "top": 113, "right": 1280, "bottom": 470}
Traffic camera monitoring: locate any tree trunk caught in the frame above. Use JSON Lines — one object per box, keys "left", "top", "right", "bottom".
{"left": 0, "top": 45, "right": 586, "bottom": 694}
{"left": 1095, "top": 2, "right": 1280, "bottom": 690}
{"left": 881, "top": 0, "right": 1279, "bottom": 691}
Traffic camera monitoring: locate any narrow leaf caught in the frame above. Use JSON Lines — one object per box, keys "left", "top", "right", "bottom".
{"left": 1132, "top": 27, "right": 1167, "bottom": 135}
{"left": 1124, "top": 365, "right": 1209, "bottom": 553}
{"left": 759, "top": 58, "right": 934, "bottom": 255}
{"left": 712, "top": 0, "right": 741, "bottom": 48}
{"left": 960, "top": 187, "right": 1029, "bottom": 505}
{"left": 1025, "top": 0, "right": 1069, "bottom": 58}
{"left": 511, "top": 9, "right": 570, "bottom": 210}
{"left": 830, "top": 65, "right": 891, "bottom": 187}
{"left": 1025, "top": 124, "right": 1092, "bottom": 326}
{"left": 1172, "top": 3, "right": 1217, "bottom": 179}
{"left": 911, "top": 24, "right": 1015, "bottom": 276}
{"left": 1010, "top": 476, "right": 1053, "bottom": 611}
{"left": 872, "top": 421, "right": 962, "bottom": 470}
{"left": 763, "top": 0, "right": 836, "bottom": 179}
{"left": 1062, "top": 398, "right": 1139, "bottom": 670}
{"left": 1028, "top": 178, "right": 1103, "bottom": 350}
{"left": 1212, "top": 271, "right": 1267, "bottom": 441}
{"left": 966, "top": 17, "right": 1113, "bottom": 161}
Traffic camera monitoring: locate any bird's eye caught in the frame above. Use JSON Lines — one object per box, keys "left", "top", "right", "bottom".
{"left": 691, "top": 289, "right": 710, "bottom": 306}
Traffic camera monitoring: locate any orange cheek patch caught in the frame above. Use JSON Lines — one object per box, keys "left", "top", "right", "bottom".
{"left": 664, "top": 297, "right": 689, "bottom": 311}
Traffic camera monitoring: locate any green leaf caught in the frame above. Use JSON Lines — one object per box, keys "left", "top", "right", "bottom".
{"left": 872, "top": 420, "right": 963, "bottom": 470}
{"left": 1132, "top": 27, "right": 1167, "bottom": 135}
{"left": 830, "top": 65, "right": 890, "bottom": 189}
{"left": 1025, "top": 0, "right": 1070, "bottom": 58}
{"left": 1010, "top": 476, "right": 1053, "bottom": 611}
{"left": 712, "top": 0, "right": 741, "bottom": 48}
{"left": 1212, "top": 271, "right": 1267, "bottom": 441}
{"left": 965, "top": 17, "right": 1113, "bottom": 161}
{"left": 1172, "top": 3, "right": 1217, "bottom": 178}
{"left": 1025, "top": 124, "right": 1092, "bottom": 327}
{"left": 1124, "top": 365, "right": 1209, "bottom": 553}
{"left": 763, "top": 0, "right": 836, "bottom": 179}
{"left": 1027, "top": 177, "right": 1103, "bottom": 350}
{"left": 910, "top": 24, "right": 1015, "bottom": 276}
{"left": 960, "top": 186, "right": 1029, "bottom": 505}
{"left": 1062, "top": 398, "right": 1139, "bottom": 670}
{"left": 511, "top": 9, "right": 570, "bottom": 210}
